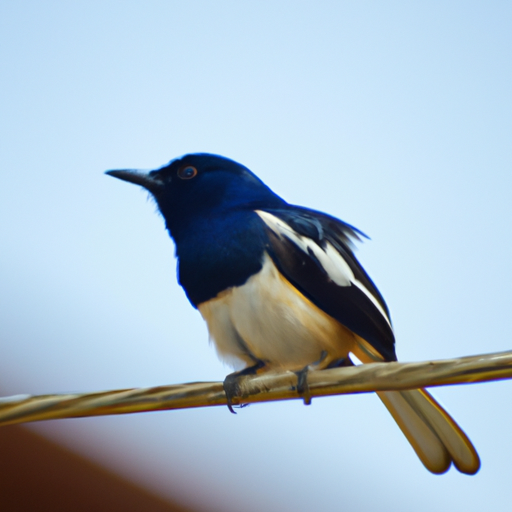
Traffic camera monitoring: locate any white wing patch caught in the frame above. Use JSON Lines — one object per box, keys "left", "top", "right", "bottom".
{"left": 256, "top": 210, "right": 392, "bottom": 328}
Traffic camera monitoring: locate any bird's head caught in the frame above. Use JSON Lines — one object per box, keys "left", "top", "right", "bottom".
{"left": 107, "top": 153, "right": 285, "bottom": 237}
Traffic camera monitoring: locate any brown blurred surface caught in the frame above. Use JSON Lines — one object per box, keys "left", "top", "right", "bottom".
{"left": 0, "top": 424, "right": 196, "bottom": 512}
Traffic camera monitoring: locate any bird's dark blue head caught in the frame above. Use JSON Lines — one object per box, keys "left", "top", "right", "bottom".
{"left": 107, "top": 153, "right": 288, "bottom": 305}
{"left": 107, "top": 153, "right": 286, "bottom": 242}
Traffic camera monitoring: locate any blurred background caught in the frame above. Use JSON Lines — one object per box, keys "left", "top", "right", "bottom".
{"left": 1, "top": 2, "right": 511, "bottom": 511}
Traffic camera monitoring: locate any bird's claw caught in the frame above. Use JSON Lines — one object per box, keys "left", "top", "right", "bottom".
{"left": 223, "top": 360, "right": 266, "bottom": 414}
{"left": 295, "top": 353, "right": 353, "bottom": 406}
{"left": 223, "top": 373, "right": 242, "bottom": 414}
{"left": 295, "top": 367, "right": 312, "bottom": 406}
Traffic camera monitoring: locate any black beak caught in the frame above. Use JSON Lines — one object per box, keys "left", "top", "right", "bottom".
{"left": 105, "top": 169, "right": 165, "bottom": 195}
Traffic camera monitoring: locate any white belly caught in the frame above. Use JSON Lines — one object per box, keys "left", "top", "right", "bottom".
{"left": 198, "top": 253, "right": 356, "bottom": 371}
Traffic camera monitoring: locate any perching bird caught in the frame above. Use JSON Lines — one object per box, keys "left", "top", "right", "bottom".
{"left": 107, "top": 153, "right": 480, "bottom": 475}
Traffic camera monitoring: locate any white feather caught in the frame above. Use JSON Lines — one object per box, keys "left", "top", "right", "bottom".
{"left": 198, "top": 253, "right": 355, "bottom": 371}
{"left": 256, "top": 210, "right": 391, "bottom": 327}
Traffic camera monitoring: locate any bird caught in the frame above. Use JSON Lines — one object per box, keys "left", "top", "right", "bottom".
{"left": 106, "top": 153, "right": 480, "bottom": 475}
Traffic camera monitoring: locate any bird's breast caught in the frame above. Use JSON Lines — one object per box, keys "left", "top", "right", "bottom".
{"left": 198, "top": 252, "right": 356, "bottom": 371}
{"left": 175, "top": 210, "right": 269, "bottom": 306}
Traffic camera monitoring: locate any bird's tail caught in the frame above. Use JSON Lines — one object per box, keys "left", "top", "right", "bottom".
{"left": 352, "top": 340, "right": 480, "bottom": 474}
{"left": 377, "top": 388, "right": 480, "bottom": 474}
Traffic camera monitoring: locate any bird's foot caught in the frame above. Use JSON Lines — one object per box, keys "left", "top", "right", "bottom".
{"left": 295, "top": 353, "right": 353, "bottom": 406}
{"left": 223, "top": 361, "right": 266, "bottom": 414}
{"left": 295, "top": 351, "right": 330, "bottom": 405}
{"left": 295, "top": 366, "right": 312, "bottom": 406}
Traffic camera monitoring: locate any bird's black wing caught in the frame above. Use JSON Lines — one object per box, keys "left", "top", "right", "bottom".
{"left": 256, "top": 206, "right": 396, "bottom": 361}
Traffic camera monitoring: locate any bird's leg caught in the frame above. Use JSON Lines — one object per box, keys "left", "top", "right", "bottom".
{"left": 295, "top": 351, "right": 328, "bottom": 406}
{"left": 223, "top": 360, "right": 266, "bottom": 414}
{"left": 295, "top": 366, "right": 312, "bottom": 406}
{"left": 296, "top": 353, "right": 354, "bottom": 406}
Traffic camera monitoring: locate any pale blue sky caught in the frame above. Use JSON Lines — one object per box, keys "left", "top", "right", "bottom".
{"left": 1, "top": 2, "right": 512, "bottom": 511}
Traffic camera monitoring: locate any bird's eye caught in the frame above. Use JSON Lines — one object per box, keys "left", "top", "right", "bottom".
{"left": 177, "top": 166, "right": 198, "bottom": 180}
